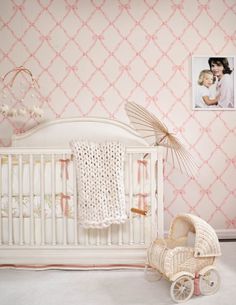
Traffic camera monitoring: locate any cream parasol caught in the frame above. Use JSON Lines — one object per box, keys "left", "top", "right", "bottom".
{"left": 125, "top": 102, "right": 197, "bottom": 176}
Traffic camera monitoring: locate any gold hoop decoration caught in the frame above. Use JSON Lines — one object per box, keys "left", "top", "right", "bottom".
{"left": 125, "top": 102, "right": 198, "bottom": 177}
{"left": 2, "top": 66, "right": 40, "bottom": 89}
{"left": 0, "top": 66, "right": 43, "bottom": 118}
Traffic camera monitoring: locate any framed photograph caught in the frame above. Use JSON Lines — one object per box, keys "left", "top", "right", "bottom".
{"left": 192, "top": 56, "right": 235, "bottom": 110}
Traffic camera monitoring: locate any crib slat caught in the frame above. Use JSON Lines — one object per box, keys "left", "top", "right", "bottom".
{"left": 150, "top": 151, "right": 157, "bottom": 240}
{"left": 96, "top": 230, "right": 101, "bottom": 246}
{"left": 107, "top": 226, "right": 111, "bottom": 246}
{"left": 118, "top": 225, "right": 123, "bottom": 245}
{"left": 8, "top": 154, "right": 13, "bottom": 245}
{"left": 62, "top": 153, "right": 67, "bottom": 246}
{"left": 29, "top": 154, "right": 35, "bottom": 245}
{"left": 128, "top": 153, "right": 134, "bottom": 245}
{"left": 72, "top": 157, "right": 78, "bottom": 245}
{"left": 157, "top": 147, "right": 164, "bottom": 238}
{"left": 18, "top": 154, "right": 24, "bottom": 245}
{"left": 40, "top": 154, "right": 45, "bottom": 245}
{"left": 140, "top": 154, "right": 145, "bottom": 245}
{"left": 85, "top": 229, "right": 89, "bottom": 246}
{"left": 51, "top": 154, "right": 56, "bottom": 245}
{"left": 0, "top": 155, "right": 2, "bottom": 245}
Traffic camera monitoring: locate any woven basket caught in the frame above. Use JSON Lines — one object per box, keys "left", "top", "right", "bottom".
{"left": 147, "top": 214, "right": 221, "bottom": 280}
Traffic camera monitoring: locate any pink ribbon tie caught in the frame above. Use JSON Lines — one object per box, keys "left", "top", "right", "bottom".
{"left": 59, "top": 159, "right": 70, "bottom": 179}
{"left": 137, "top": 193, "right": 148, "bottom": 210}
{"left": 60, "top": 193, "right": 71, "bottom": 217}
{"left": 137, "top": 160, "right": 148, "bottom": 183}
{"left": 194, "top": 273, "right": 201, "bottom": 296}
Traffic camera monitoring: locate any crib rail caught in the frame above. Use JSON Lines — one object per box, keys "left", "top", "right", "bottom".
{"left": 0, "top": 146, "right": 163, "bottom": 265}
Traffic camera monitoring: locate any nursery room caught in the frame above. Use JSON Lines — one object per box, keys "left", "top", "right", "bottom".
{"left": 0, "top": 0, "right": 235, "bottom": 304}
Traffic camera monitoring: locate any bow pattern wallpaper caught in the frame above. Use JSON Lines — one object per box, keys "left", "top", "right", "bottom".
{"left": 0, "top": 0, "right": 236, "bottom": 232}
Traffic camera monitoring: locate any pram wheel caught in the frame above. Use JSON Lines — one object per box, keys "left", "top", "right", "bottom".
{"left": 199, "top": 268, "right": 220, "bottom": 295}
{"left": 170, "top": 275, "right": 194, "bottom": 303}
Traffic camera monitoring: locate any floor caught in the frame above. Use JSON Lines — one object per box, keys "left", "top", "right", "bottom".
{"left": 0, "top": 241, "right": 235, "bottom": 305}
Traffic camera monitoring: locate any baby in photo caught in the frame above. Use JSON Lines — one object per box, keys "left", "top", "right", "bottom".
{"left": 195, "top": 69, "right": 219, "bottom": 108}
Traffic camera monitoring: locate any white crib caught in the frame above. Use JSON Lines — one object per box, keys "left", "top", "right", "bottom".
{"left": 0, "top": 118, "right": 164, "bottom": 268}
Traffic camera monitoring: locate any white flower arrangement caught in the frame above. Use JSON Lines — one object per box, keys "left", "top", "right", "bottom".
{"left": 0, "top": 104, "right": 44, "bottom": 118}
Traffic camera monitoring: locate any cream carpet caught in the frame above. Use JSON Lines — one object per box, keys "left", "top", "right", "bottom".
{"left": 0, "top": 242, "right": 235, "bottom": 305}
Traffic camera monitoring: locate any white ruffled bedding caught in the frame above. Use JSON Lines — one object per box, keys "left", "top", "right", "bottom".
{"left": 0, "top": 154, "right": 153, "bottom": 219}
{"left": 0, "top": 194, "right": 75, "bottom": 218}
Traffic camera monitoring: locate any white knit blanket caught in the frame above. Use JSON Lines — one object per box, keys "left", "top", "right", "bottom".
{"left": 70, "top": 140, "right": 127, "bottom": 229}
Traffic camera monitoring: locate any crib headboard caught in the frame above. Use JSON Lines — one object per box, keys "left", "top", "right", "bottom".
{"left": 12, "top": 117, "right": 148, "bottom": 148}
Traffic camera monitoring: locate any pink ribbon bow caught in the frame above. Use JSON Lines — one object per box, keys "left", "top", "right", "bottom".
{"left": 226, "top": 218, "right": 236, "bottom": 229}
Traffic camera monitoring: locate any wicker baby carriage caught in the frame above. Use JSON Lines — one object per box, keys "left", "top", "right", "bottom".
{"left": 147, "top": 213, "right": 221, "bottom": 303}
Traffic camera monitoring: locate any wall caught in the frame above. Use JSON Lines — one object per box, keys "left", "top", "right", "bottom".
{"left": 0, "top": 0, "right": 236, "bottom": 233}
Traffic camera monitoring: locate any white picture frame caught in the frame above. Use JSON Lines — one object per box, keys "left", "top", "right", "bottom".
{"left": 192, "top": 56, "right": 235, "bottom": 110}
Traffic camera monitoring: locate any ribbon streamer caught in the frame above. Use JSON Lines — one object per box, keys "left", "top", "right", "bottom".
{"left": 137, "top": 159, "right": 148, "bottom": 183}
{"left": 60, "top": 193, "right": 71, "bottom": 217}
{"left": 59, "top": 159, "right": 70, "bottom": 179}
{"left": 137, "top": 193, "right": 148, "bottom": 210}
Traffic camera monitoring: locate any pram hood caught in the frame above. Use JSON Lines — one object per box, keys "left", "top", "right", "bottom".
{"left": 168, "top": 213, "right": 221, "bottom": 257}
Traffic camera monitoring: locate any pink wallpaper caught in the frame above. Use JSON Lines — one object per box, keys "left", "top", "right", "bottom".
{"left": 0, "top": 0, "right": 236, "bottom": 233}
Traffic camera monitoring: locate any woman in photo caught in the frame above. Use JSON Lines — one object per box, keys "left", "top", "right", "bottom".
{"left": 208, "top": 57, "right": 234, "bottom": 108}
